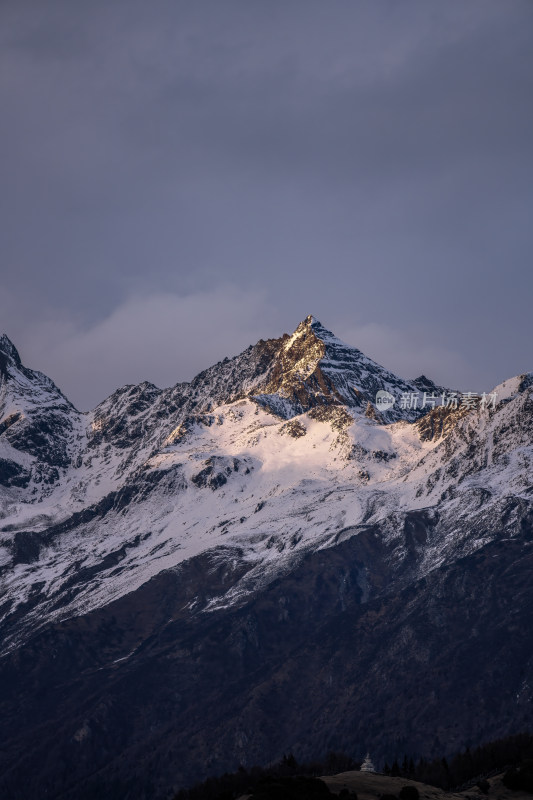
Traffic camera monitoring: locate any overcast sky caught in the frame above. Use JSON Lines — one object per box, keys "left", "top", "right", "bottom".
{"left": 1, "top": 0, "right": 532, "bottom": 410}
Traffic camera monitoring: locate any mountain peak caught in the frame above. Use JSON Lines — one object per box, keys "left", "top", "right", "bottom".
{"left": 288, "top": 315, "right": 347, "bottom": 349}
{"left": 290, "top": 314, "right": 322, "bottom": 338}
{"left": 0, "top": 334, "right": 22, "bottom": 372}
{"left": 248, "top": 315, "right": 422, "bottom": 421}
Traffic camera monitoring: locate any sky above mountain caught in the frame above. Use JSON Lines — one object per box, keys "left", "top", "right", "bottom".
{"left": 1, "top": 0, "right": 532, "bottom": 409}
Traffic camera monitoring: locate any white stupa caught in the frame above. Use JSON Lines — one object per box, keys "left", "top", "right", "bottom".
{"left": 360, "top": 753, "right": 376, "bottom": 773}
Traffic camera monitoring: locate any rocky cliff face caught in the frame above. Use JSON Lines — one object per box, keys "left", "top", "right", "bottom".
{"left": 0, "top": 318, "right": 532, "bottom": 799}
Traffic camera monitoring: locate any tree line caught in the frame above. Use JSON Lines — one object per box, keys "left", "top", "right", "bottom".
{"left": 383, "top": 732, "right": 533, "bottom": 790}
{"left": 174, "top": 731, "right": 533, "bottom": 800}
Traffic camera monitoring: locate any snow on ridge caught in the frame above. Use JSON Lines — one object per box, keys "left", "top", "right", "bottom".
{"left": 0, "top": 397, "right": 430, "bottom": 638}
{"left": 2, "top": 384, "right": 532, "bottom": 649}
{"left": 490, "top": 372, "right": 533, "bottom": 402}
{"left": 2, "top": 321, "right": 533, "bottom": 651}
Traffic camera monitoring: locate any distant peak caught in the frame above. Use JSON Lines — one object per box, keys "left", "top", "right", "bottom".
{"left": 292, "top": 315, "right": 331, "bottom": 338}
{"left": 301, "top": 314, "right": 332, "bottom": 333}
{"left": 288, "top": 315, "right": 321, "bottom": 338}
{"left": 0, "top": 334, "right": 21, "bottom": 367}
{"left": 288, "top": 315, "right": 349, "bottom": 350}
{"left": 412, "top": 375, "right": 437, "bottom": 390}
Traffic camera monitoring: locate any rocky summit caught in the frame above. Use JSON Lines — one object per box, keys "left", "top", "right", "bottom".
{"left": 0, "top": 317, "right": 532, "bottom": 799}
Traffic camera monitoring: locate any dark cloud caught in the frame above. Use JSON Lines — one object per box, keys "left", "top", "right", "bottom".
{"left": 1, "top": 0, "right": 532, "bottom": 407}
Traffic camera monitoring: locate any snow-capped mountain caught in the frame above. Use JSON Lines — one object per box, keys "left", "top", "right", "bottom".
{"left": 0, "top": 332, "right": 80, "bottom": 488}
{"left": 0, "top": 317, "right": 532, "bottom": 800}
{"left": 0, "top": 316, "right": 450, "bottom": 643}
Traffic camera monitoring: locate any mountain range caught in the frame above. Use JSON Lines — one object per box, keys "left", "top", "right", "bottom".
{"left": 0, "top": 315, "right": 532, "bottom": 800}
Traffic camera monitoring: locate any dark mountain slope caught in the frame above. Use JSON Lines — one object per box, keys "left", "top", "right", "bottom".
{"left": 0, "top": 504, "right": 532, "bottom": 800}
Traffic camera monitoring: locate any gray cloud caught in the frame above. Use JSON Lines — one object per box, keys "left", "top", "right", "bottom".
{"left": 0, "top": 287, "right": 274, "bottom": 410}
{"left": 1, "top": 0, "right": 532, "bottom": 407}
